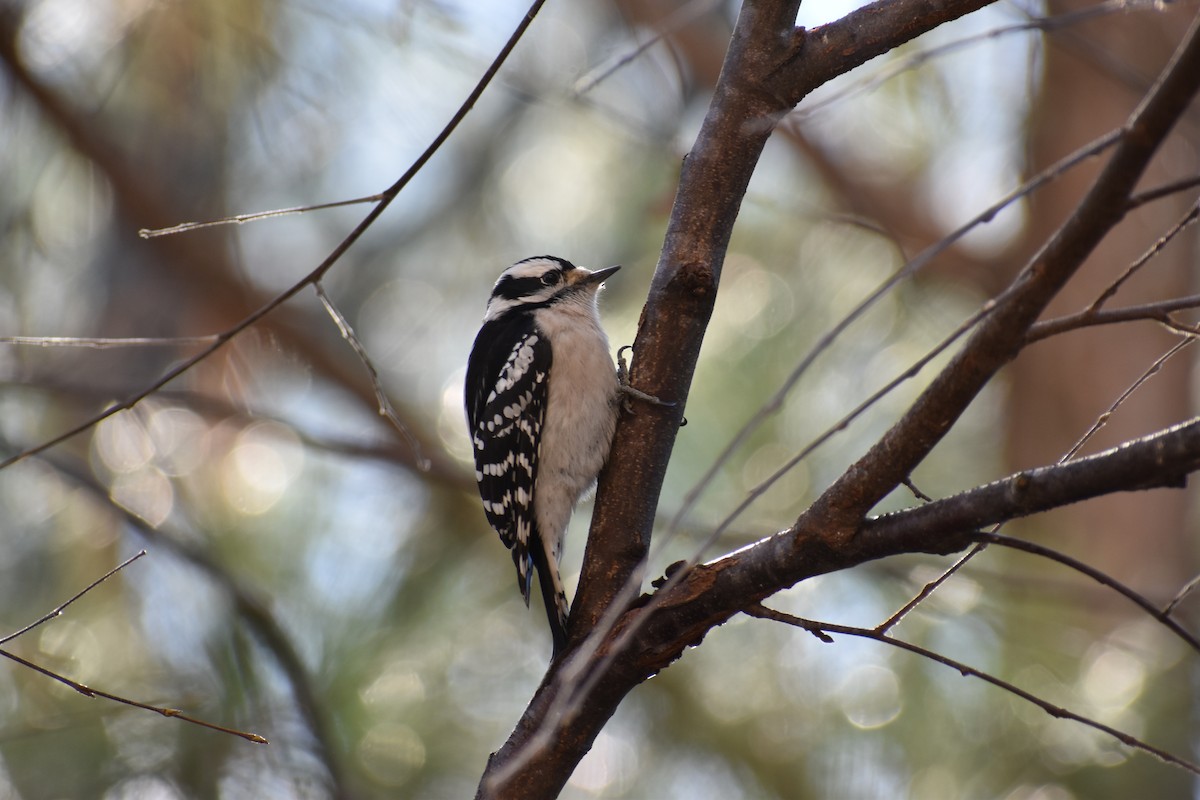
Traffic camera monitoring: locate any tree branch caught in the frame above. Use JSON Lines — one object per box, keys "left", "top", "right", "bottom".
{"left": 573, "top": 0, "right": 803, "bottom": 636}
{"left": 745, "top": 606, "right": 1200, "bottom": 775}
{"left": 972, "top": 531, "right": 1200, "bottom": 654}
{"left": 1028, "top": 294, "right": 1200, "bottom": 342}
{"left": 858, "top": 418, "right": 1200, "bottom": 549}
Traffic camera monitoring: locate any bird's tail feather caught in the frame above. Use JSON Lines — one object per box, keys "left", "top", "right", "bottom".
{"left": 533, "top": 533, "right": 570, "bottom": 656}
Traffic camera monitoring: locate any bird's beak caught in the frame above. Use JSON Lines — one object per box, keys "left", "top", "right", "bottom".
{"left": 571, "top": 265, "right": 620, "bottom": 287}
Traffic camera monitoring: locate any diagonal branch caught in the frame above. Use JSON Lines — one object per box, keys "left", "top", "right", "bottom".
{"left": 1028, "top": 293, "right": 1200, "bottom": 341}
{"left": 0, "top": 551, "right": 145, "bottom": 645}
{"left": 972, "top": 532, "right": 1200, "bottom": 654}
{"left": 0, "top": 647, "right": 267, "bottom": 744}
{"left": 857, "top": 417, "right": 1200, "bottom": 552}
{"left": 746, "top": 606, "right": 1200, "bottom": 775}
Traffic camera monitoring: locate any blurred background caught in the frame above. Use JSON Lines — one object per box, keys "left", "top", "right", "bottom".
{"left": 0, "top": 0, "right": 1197, "bottom": 797}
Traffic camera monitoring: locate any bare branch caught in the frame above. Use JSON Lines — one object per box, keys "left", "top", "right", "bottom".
{"left": 19, "top": 445, "right": 347, "bottom": 793}
{"left": 790, "top": 0, "right": 1165, "bottom": 120}
{"left": 973, "top": 532, "right": 1200, "bottom": 654}
{"left": 856, "top": 418, "right": 1200, "bottom": 553}
{"left": 0, "top": 336, "right": 218, "bottom": 349}
{"left": 746, "top": 605, "right": 1200, "bottom": 776}
{"left": 0, "top": 647, "right": 267, "bottom": 744}
{"left": 1088, "top": 200, "right": 1200, "bottom": 312}
{"left": 138, "top": 194, "right": 385, "bottom": 238}
{"left": 1061, "top": 338, "right": 1195, "bottom": 461}
{"left": 0, "top": 551, "right": 146, "bottom": 646}
{"left": 1028, "top": 293, "right": 1200, "bottom": 342}
{"left": 1127, "top": 174, "right": 1200, "bottom": 210}
{"left": 0, "top": 549, "right": 266, "bottom": 743}
{"left": 315, "top": 282, "right": 430, "bottom": 470}
{"left": 875, "top": 543, "right": 987, "bottom": 634}
{"left": 1165, "top": 574, "right": 1200, "bottom": 615}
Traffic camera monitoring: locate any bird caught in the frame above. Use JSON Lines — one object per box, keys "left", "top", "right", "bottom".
{"left": 464, "top": 255, "right": 622, "bottom": 655}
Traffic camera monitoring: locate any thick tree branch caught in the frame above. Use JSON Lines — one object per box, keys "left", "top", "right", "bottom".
{"left": 573, "top": 0, "right": 804, "bottom": 637}
{"left": 770, "top": 0, "right": 1001, "bottom": 105}
{"left": 859, "top": 417, "right": 1200, "bottom": 548}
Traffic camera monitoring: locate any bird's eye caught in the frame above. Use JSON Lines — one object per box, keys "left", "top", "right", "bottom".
{"left": 540, "top": 271, "right": 561, "bottom": 287}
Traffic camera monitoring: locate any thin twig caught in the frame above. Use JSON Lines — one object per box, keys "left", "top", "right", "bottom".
{"left": 1126, "top": 174, "right": 1200, "bottom": 211}
{"left": 0, "top": 648, "right": 267, "bottom": 743}
{"left": 901, "top": 478, "right": 933, "bottom": 502}
{"left": 746, "top": 604, "right": 1200, "bottom": 776}
{"left": 138, "top": 194, "right": 385, "bottom": 238}
{"left": 973, "top": 531, "right": 1200, "bottom": 654}
{"left": 1165, "top": 574, "right": 1200, "bottom": 616}
{"left": 0, "top": 549, "right": 266, "bottom": 743}
{"left": 1060, "top": 337, "right": 1195, "bottom": 462}
{"left": 0, "top": 551, "right": 147, "bottom": 646}
{"left": 314, "top": 282, "right": 429, "bottom": 469}
{"left": 874, "top": 543, "right": 987, "bottom": 634}
{"left": 0, "top": 336, "right": 218, "bottom": 349}
{"left": 572, "top": 0, "right": 720, "bottom": 96}
{"left": 1088, "top": 201, "right": 1200, "bottom": 312}
{"left": 1028, "top": 293, "right": 1200, "bottom": 342}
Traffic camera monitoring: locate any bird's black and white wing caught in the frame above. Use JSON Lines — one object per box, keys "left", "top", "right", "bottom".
{"left": 465, "top": 313, "right": 551, "bottom": 605}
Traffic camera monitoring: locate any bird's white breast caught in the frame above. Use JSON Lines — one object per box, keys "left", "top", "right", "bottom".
{"left": 532, "top": 296, "right": 619, "bottom": 554}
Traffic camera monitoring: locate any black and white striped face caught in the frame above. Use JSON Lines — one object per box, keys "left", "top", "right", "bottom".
{"left": 483, "top": 256, "right": 619, "bottom": 322}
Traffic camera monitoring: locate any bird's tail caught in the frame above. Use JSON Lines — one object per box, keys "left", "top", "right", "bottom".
{"left": 534, "top": 533, "right": 570, "bottom": 656}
